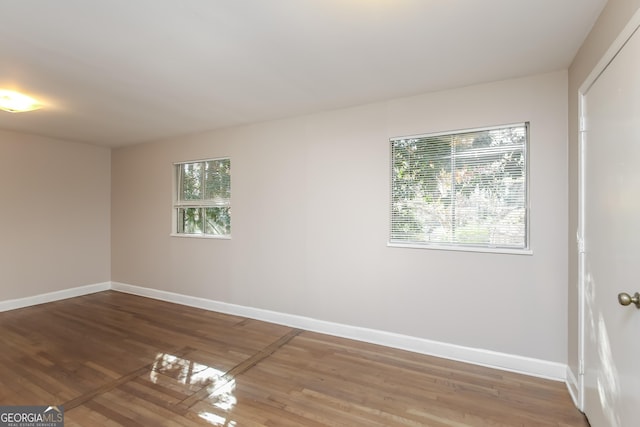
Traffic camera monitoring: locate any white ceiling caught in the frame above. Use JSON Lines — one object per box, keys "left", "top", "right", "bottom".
{"left": 0, "top": 0, "right": 606, "bottom": 147}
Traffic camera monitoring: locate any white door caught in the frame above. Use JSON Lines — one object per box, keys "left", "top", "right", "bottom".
{"left": 581, "top": 22, "right": 640, "bottom": 427}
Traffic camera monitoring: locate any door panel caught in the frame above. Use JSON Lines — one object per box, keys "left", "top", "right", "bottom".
{"left": 582, "top": 26, "right": 640, "bottom": 427}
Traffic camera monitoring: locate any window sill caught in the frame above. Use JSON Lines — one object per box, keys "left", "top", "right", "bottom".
{"left": 170, "top": 233, "right": 231, "bottom": 240}
{"left": 387, "top": 242, "right": 532, "bottom": 255}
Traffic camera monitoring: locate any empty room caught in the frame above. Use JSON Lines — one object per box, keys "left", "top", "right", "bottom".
{"left": 1, "top": 1, "right": 638, "bottom": 426}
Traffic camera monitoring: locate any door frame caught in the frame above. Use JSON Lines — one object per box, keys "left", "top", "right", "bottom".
{"left": 576, "top": 10, "right": 640, "bottom": 411}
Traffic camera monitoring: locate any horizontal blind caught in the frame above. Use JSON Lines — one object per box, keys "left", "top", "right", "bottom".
{"left": 390, "top": 123, "right": 528, "bottom": 249}
{"left": 175, "top": 158, "right": 231, "bottom": 236}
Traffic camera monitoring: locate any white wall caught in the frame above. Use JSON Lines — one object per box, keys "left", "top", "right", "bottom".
{"left": 0, "top": 130, "right": 111, "bottom": 299}
{"left": 111, "top": 71, "right": 568, "bottom": 363}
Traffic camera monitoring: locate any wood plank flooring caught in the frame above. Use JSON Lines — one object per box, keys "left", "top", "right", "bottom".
{"left": 0, "top": 291, "right": 589, "bottom": 426}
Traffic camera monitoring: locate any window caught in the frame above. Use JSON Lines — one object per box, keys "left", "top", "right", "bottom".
{"left": 390, "top": 123, "right": 528, "bottom": 251}
{"left": 173, "top": 158, "right": 231, "bottom": 237}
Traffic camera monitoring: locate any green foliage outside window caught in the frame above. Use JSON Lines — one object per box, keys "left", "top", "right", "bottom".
{"left": 391, "top": 124, "right": 528, "bottom": 249}
{"left": 176, "top": 158, "right": 231, "bottom": 236}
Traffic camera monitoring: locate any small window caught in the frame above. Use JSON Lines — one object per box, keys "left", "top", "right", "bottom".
{"left": 390, "top": 123, "right": 528, "bottom": 252}
{"left": 173, "top": 158, "right": 231, "bottom": 237}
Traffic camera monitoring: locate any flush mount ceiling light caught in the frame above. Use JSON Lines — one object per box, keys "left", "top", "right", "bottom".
{"left": 0, "top": 89, "right": 43, "bottom": 113}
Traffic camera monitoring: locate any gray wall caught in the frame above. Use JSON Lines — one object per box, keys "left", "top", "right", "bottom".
{"left": 0, "top": 130, "right": 111, "bottom": 299}
{"left": 8, "top": 1, "right": 640, "bottom": 374}
{"left": 112, "top": 71, "right": 569, "bottom": 363}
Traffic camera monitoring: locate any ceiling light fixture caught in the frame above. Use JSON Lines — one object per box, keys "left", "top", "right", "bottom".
{"left": 0, "top": 89, "right": 43, "bottom": 113}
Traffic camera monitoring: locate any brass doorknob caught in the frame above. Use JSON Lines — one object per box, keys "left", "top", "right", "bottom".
{"left": 618, "top": 292, "right": 640, "bottom": 308}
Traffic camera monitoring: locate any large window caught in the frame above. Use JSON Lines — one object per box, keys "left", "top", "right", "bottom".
{"left": 390, "top": 123, "right": 528, "bottom": 251}
{"left": 173, "top": 158, "right": 231, "bottom": 237}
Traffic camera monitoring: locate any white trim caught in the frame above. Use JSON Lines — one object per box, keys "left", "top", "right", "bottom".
{"left": 111, "top": 281, "right": 566, "bottom": 381}
{"left": 575, "top": 8, "right": 640, "bottom": 412}
{"left": 579, "top": 14, "right": 640, "bottom": 95}
{"left": 566, "top": 365, "right": 581, "bottom": 410}
{"left": 388, "top": 242, "right": 533, "bottom": 256}
{"left": 169, "top": 233, "right": 231, "bottom": 240}
{"left": 389, "top": 122, "right": 527, "bottom": 141}
{"left": 577, "top": 93, "right": 587, "bottom": 412}
{"left": 0, "top": 282, "right": 111, "bottom": 312}
{"left": 173, "top": 156, "right": 230, "bottom": 166}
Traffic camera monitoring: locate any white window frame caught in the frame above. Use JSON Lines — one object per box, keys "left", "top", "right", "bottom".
{"left": 171, "top": 157, "right": 231, "bottom": 239}
{"left": 389, "top": 123, "right": 531, "bottom": 255}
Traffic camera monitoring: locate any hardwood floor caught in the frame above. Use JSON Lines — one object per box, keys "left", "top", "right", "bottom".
{"left": 0, "top": 291, "right": 588, "bottom": 426}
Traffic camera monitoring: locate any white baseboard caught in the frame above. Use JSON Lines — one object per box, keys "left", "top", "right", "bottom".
{"left": 0, "top": 282, "right": 111, "bottom": 312}
{"left": 0, "top": 281, "right": 568, "bottom": 382}
{"left": 566, "top": 365, "right": 583, "bottom": 411}
{"left": 110, "top": 281, "right": 567, "bottom": 382}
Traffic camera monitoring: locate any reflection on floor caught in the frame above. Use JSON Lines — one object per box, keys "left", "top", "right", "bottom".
{"left": 0, "top": 291, "right": 588, "bottom": 426}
